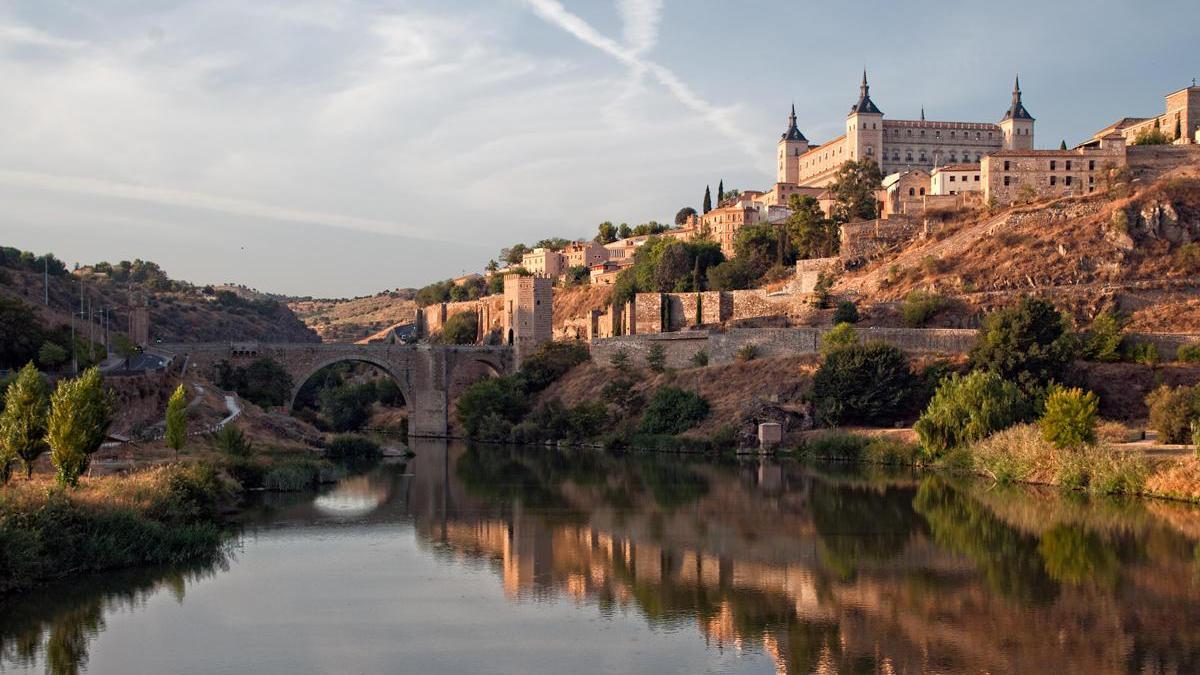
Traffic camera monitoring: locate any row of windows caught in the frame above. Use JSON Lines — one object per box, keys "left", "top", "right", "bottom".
{"left": 946, "top": 175, "right": 981, "bottom": 182}
{"left": 1002, "top": 159, "right": 1097, "bottom": 171}
{"left": 1002, "top": 175, "right": 1096, "bottom": 187}
{"left": 889, "top": 128, "right": 996, "bottom": 141}
{"left": 888, "top": 150, "right": 984, "bottom": 163}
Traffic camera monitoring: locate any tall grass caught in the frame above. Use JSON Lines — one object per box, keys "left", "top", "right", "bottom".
{"left": 971, "top": 424, "right": 1147, "bottom": 495}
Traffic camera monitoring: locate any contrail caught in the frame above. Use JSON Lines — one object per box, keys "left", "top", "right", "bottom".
{"left": 522, "top": 0, "right": 761, "bottom": 159}
{"left": 0, "top": 169, "right": 466, "bottom": 244}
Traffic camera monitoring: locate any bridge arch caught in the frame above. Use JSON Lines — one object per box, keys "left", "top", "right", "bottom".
{"left": 288, "top": 354, "right": 415, "bottom": 411}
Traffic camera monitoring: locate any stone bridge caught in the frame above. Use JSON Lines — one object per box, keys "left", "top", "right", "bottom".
{"left": 152, "top": 342, "right": 512, "bottom": 437}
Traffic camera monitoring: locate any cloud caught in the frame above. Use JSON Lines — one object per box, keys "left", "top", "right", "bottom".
{"left": 617, "top": 0, "right": 664, "bottom": 53}
{"left": 521, "top": 0, "right": 761, "bottom": 159}
{"left": 0, "top": 24, "right": 85, "bottom": 50}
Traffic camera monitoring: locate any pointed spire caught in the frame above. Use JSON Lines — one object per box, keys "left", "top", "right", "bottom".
{"left": 1002, "top": 74, "right": 1034, "bottom": 121}
{"left": 849, "top": 68, "right": 882, "bottom": 116}
{"left": 781, "top": 102, "right": 807, "bottom": 142}
{"left": 920, "top": 106, "right": 925, "bottom": 121}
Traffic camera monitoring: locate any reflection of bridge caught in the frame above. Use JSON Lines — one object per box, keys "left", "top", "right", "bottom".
{"left": 153, "top": 343, "right": 511, "bottom": 437}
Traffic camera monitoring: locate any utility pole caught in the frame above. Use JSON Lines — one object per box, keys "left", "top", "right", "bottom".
{"left": 43, "top": 256, "right": 48, "bottom": 306}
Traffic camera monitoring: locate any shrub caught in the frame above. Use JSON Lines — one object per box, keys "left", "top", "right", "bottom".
{"left": 914, "top": 371, "right": 1031, "bottom": 460}
{"left": 813, "top": 342, "right": 914, "bottom": 427}
{"left": 832, "top": 300, "right": 859, "bottom": 324}
{"left": 609, "top": 348, "right": 631, "bottom": 369}
{"left": 969, "top": 296, "right": 1077, "bottom": 392}
{"left": 325, "top": 434, "right": 382, "bottom": 460}
{"left": 1039, "top": 385, "right": 1099, "bottom": 450}
{"left": 456, "top": 376, "right": 529, "bottom": 438}
{"left": 812, "top": 272, "right": 834, "bottom": 309}
{"left": 689, "top": 349, "right": 709, "bottom": 367}
{"left": 210, "top": 424, "right": 254, "bottom": 457}
{"left": 801, "top": 432, "right": 869, "bottom": 460}
{"left": 441, "top": 310, "right": 479, "bottom": 345}
{"left": 1177, "top": 242, "right": 1200, "bottom": 273}
{"left": 639, "top": 387, "right": 709, "bottom": 435}
{"left": 820, "top": 323, "right": 859, "bottom": 356}
{"left": 518, "top": 342, "right": 589, "bottom": 393}
{"left": 1145, "top": 384, "right": 1200, "bottom": 444}
{"left": 1124, "top": 341, "right": 1160, "bottom": 366}
{"left": 736, "top": 344, "right": 758, "bottom": 362}
{"left": 1083, "top": 311, "right": 1125, "bottom": 362}
{"left": 646, "top": 343, "right": 667, "bottom": 373}
{"left": 1177, "top": 342, "right": 1200, "bottom": 363}
{"left": 901, "top": 291, "right": 951, "bottom": 327}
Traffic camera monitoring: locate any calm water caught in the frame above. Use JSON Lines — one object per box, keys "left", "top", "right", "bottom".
{"left": 4, "top": 442, "right": 1200, "bottom": 675}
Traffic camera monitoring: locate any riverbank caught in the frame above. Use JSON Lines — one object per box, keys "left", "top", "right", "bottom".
{"left": 0, "top": 450, "right": 365, "bottom": 596}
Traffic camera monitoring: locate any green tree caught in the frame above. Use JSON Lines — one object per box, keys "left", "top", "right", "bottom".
{"left": 240, "top": 358, "right": 294, "bottom": 408}
{"left": 1039, "top": 385, "right": 1099, "bottom": 449}
{"left": 646, "top": 343, "right": 667, "bottom": 373}
{"left": 37, "top": 341, "right": 68, "bottom": 370}
{"left": 165, "top": 384, "right": 188, "bottom": 459}
{"left": 820, "top": 323, "right": 859, "bottom": 356}
{"left": 0, "top": 363, "right": 49, "bottom": 480}
{"left": 211, "top": 424, "right": 253, "bottom": 457}
{"left": 706, "top": 258, "right": 753, "bottom": 291}
{"left": 832, "top": 300, "right": 859, "bottom": 324}
{"left": 717, "top": 180, "right": 725, "bottom": 204}
{"left": 1083, "top": 311, "right": 1125, "bottom": 362}
{"left": 914, "top": 371, "right": 1031, "bottom": 459}
{"left": 787, "top": 194, "right": 838, "bottom": 258}
{"left": 595, "top": 221, "right": 618, "bottom": 243}
{"left": 674, "top": 207, "right": 697, "bottom": 226}
{"left": 639, "top": 386, "right": 709, "bottom": 435}
{"left": 1145, "top": 384, "right": 1200, "bottom": 444}
{"left": 442, "top": 310, "right": 479, "bottom": 345}
{"left": 0, "top": 295, "right": 47, "bottom": 370}
{"left": 1059, "top": 140, "right": 1068, "bottom": 150}
{"left": 320, "top": 384, "right": 375, "bottom": 432}
{"left": 829, "top": 159, "right": 884, "bottom": 223}
{"left": 618, "top": 223, "right": 633, "bottom": 239}
{"left": 901, "top": 291, "right": 951, "bottom": 327}
{"left": 813, "top": 342, "right": 915, "bottom": 426}
{"left": 734, "top": 222, "right": 788, "bottom": 279}
{"left": 500, "top": 243, "right": 529, "bottom": 266}
{"left": 969, "top": 297, "right": 1077, "bottom": 392}
{"left": 46, "top": 367, "right": 114, "bottom": 487}
{"left": 702, "top": 186, "right": 712, "bottom": 214}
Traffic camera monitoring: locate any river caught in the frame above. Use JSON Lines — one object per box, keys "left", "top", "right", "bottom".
{"left": 3, "top": 441, "right": 1200, "bottom": 674}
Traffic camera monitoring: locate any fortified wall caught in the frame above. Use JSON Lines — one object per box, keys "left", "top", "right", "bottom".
{"left": 591, "top": 326, "right": 978, "bottom": 369}
{"left": 419, "top": 295, "right": 505, "bottom": 342}
{"left": 623, "top": 289, "right": 812, "bottom": 336}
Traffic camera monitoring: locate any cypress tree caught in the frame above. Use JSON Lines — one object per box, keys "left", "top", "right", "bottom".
{"left": 0, "top": 362, "right": 49, "bottom": 481}
{"left": 165, "top": 384, "right": 188, "bottom": 460}
{"left": 717, "top": 180, "right": 724, "bottom": 204}
{"left": 1059, "top": 140, "right": 1067, "bottom": 150}
{"left": 703, "top": 186, "right": 712, "bottom": 214}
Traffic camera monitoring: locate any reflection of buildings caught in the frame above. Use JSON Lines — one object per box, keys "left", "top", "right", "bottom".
{"left": 402, "top": 442, "right": 1200, "bottom": 675}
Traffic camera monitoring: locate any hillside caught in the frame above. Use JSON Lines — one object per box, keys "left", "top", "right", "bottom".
{"left": 836, "top": 168, "right": 1200, "bottom": 331}
{"left": 288, "top": 290, "right": 418, "bottom": 343}
{"left": 0, "top": 254, "right": 318, "bottom": 344}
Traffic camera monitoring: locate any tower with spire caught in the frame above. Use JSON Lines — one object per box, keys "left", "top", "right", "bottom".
{"left": 777, "top": 103, "right": 809, "bottom": 183}
{"left": 999, "top": 75, "right": 1035, "bottom": 150}
{"left": 846, "top": 69, "right": 884, "bottom": 165}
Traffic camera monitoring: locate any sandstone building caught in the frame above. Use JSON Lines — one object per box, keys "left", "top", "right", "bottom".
{"left": 504, "top": 274, "right": 553, "bottom": 364}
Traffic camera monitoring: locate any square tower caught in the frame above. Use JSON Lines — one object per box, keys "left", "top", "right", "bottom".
{"left": 999, "top": 76, "right": 1035, "bottom": 150}
{"left": 846, "top": 70, "right": 884, "bottom": 166}
{"left": 777, "top": 104, "right": 809, "bottom": 184}
{"left": 503, "top": 274, "right": 553, "bottom": 364}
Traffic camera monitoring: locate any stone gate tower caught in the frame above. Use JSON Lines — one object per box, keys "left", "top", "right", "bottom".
{"left": 503, "top": 274, "right": 552, "bottom": 364}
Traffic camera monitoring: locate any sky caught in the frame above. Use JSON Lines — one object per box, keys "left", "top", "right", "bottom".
{"left": 0, "top": 0, "right": 1196, "bottom": 298}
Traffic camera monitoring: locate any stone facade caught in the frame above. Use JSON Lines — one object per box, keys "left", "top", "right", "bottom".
{"left": 503, "top": 274, "right": 553, "bottom": 364}
{"left": 562, "top": 240, "right": 608, "bottom": 269}
{"left": 839, "top": 216, "right": 922, "bottom": 263}
{"left": 794, "top": 257, "right": 840, "bottom": 294}
{"left": 1089, "top": 85, "right": 1200, "bottom": 146}
{"left": 982, "top": 140, "right": 1127, "bottom": 206}
{"left": 420, "top": 296, "right": 504, "bottom": 343}
{"left": 520, "top": 248, "right": 565, "bottom": 278}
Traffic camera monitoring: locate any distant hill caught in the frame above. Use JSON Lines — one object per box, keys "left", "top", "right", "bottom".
{"left": 288, "top": 290, "right": 418, "bottom": 343}
{"left": 0, "top": 249, "right": 319, "bottom": 345}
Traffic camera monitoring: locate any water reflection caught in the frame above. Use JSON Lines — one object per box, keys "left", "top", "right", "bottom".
{"left": 5, "top": 442, "right": 1200, "bottom": 674}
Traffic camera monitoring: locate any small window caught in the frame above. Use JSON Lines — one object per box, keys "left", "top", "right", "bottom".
{"left": 1050, "top": 160, "right": 1056, "bottom": 170}
{"left": 1089, "top": 160, "right": 1095, "bottom": 171}
{"left": 1065, "top": 160, "right": 1072, "bottom": 170}
{"left": 950, "top": 175, "right": 956, "bottom": 182}
{"left": 1004, "top": 160, "right": 1010, "bottom": 171}
{"left": 974, "top": 175, "right": 980, "bottom": 182}
{"left": 1004, "top": 176, "right": 1011, "bottom": 186}
{"left": 919, "top": 187, "right": 926, "bottom": 196}
{"left": 1065, "top": 176, "right": 1072, "bottom": 186}
{"left": 909, "top": 187, "right": 915, "bottom": 196}
{"left": 1050, "top": 176, "right": 1057, "bottom": 186}
{"left": 1089, "top": 175, "right": 1094, "bottom": 185}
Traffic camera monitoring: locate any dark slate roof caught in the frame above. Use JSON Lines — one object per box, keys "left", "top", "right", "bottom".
{"left": 781, "top": 104, "right": 807, "bottom": 141}
{"left": 849, "top": 70, "right": 882, "bottom": 116}
{"left": 1002, "top": 75, "right": 1035, "bottom": 121}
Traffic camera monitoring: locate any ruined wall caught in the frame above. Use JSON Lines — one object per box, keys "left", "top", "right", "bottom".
{"left": 794, "top": 257, "right": 840, "bottom": 294}
{"left": 1126, "top": 145, "right": 1200, "bottom": 180}
{"left": 591, "top": 326, "right": 978, "bottom": 367}
{"left": 634, "top": 293, "right": 664, "bottom": 334}
{"left": 839, "top": 216, "right": 921, "bottom": 263}
{"left": 421, "top": 296, "right": 504, "bottom": 342}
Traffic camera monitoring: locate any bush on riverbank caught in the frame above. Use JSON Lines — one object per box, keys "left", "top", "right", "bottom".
{"left": 0, "top": 464, "right": 237, "bottom": 594}
{"left": 325, "top": 434, "right": 382, "bottom": 460}
{"left": 971, "top": 424, "right": 1147, "bottom": 494}
{"left": 1145, "top": 384, "right": 1200, "bottom": 444}
{"left": 914, "top": 371, "right": 1031, "bottom": 460}
{"left": 639, "top": 387, "right": 709, "bottom": 435}
{"left": 457, "top": 342, "right": 591, "bottom": 439}
{"left": 793, "top": 432, "right": 922, "bottom": 465}
{"left": 812, "top": 342, "right": 914, "bottom": 427}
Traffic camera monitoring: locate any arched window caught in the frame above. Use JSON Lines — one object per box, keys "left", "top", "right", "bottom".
{"left": 908, "top": 187, "right": 915, "bottom": 196}
{"left": 919, "top": 187, "right": 926, "bottom": 196}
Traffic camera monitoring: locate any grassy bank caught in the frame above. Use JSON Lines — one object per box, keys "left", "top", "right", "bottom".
{"left": 0, "top": 451, "right": 352, "bottom": 596}
{"left": 785, "top": 425, "right": 1199, "bottom": 502}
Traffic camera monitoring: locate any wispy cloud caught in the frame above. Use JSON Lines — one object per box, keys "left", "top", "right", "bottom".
{"left": 0, "top": 24, "right": 85, "bottom": 50}
{"left": 521, "top": 0, "right": 761, "bottom": 159}
{"left": 0, "top": 169, "right": 460, "bottom": 243}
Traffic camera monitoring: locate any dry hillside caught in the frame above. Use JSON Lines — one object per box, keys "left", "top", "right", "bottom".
{"left": 288, "top": 290, "right": 418, "bottom": 343}
{"left": 837, "top": 168, "right": 1200, "bottom": 331}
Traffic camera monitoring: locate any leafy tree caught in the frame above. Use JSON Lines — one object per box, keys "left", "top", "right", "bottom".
{"left": 500, "top": 243, "right": 530, "bottom": 266}
{"left": 1083, "top": 311, "right": 1125, "bottom": 362}
{"left": 914, "top": 371, "right": 1031, "bottom": 459}
{"left": 456, "top": 376, "right": 529, "bottom": 437}
{"left": 47, "top": 367, "right": 113, "bottom": 487}
{"left": 717, "top": 180, "right": 725, "bottom": 204}
{"left": 1039, "top": 385, "right": 1099, "bottom": 449}
{"left": 631, "top": 221, "right": 669, "bottom": 237}
{"left": 112, "top": 334, "right": 138, "bottom": 360}
{"left": 563, "top": 265, "right": 590, "bottom": 287}
{"left": 787, "top": 195, "right": 838, "bottom": 259}
{"left": 609, "top": 348, "right": 631, "bottom": 369}
{"left": 211, "top": 424, "right": 253, "bottom": 457}
{"left": 901, "top": 291, "right": 951, "bottom": 327}
{"left": 674, "top": 207, "right": 697, "bottom": 226}
{"left": 1133, "top": 127, "right": 1171, "bottom": 146}
{"left": 215, "top": 357, "right": 294, "bottom": 408}
{"left": 813, "top": 342, "right": 914, "bottom": 426}
{"left": 614, "top": 237, "right": 725, "bottom": 305}
{"left": 165, "top": 384, "right": 188, "bottom": 459}
{"left": 832, "top": 300, "right": 859, "bottom": 324}
{"left": 516, "top": 342, "right": 590, "bottom": 393}
{"left": 829, "top": 159, "right": 883, "bottom": 223}
{"left": 969, "top": 297, "right": 1077, "bottom": 392}
{"left": 820, "top": 323, "right": 859, "bottom": 356}
{"left": 485, "top": 259, "right": 499, "bottom": 273}
{"left": 702, "top": 186, "right": 712, "bottom": 214}
{"left": 618, "top": 223, "right": 633, "bottom": 239}
{"left": 706, "top": 258, "right": 754, "bottom": 291}
{"left": 639, "top": 386, "right": 709, "bottom": 435}
{"left": 442, "top": 310, "right": 479, "bottom": 345}
{"left": 376, "top": 378, "right": 405, "bottom": 407}
{"left": 0, "top": 296, "right": 46, "bottom": 370}
{"left": 534, "top": 237, "right": 572, "bottom": 251}
{"left": 595, "top": 221, "right": 618, "bottom": 244}
{"left": 0, "top": 363, "right": 49, "bottom": 480}
{"left": 320, "top": 383, "right": 375, "bottom": 432}
{"left": 37, "top": 341, "right": 68, "bottom": 370}
{"left": 734, "top": 222, "right": 788, "bottom": 279}
{"left": 646, "top": 343, "right": 667, "bottom": 373}
{"left": 1145, "top": 385, "right": 1200, "bottom": 444}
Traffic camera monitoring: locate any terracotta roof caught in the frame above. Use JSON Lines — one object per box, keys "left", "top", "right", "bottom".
{"left": 932, "top": 163, "right": 981, "bottom": 172}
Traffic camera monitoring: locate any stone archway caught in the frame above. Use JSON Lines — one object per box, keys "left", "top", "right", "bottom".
{"left": 287, "top": 354, "right": 415, "bottom": 412}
